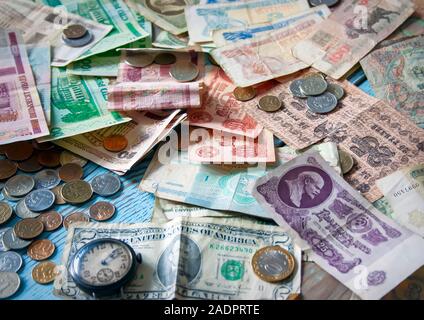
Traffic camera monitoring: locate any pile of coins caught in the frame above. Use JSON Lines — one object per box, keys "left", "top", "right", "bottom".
{"left": 289, "top": 73, "right": 345, "bottom": 114}
{"left": 62, "top": 24, "right": 93, "bottom": 48}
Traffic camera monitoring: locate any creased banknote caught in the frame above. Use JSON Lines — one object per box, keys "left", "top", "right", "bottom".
{"left": 212, "top": 4, "right": 331, "bottom": 47}
{"left": 360, "top": 36, "right": 424, "bottom": 128}
{"left": 376, "top": 164, "right": 424, "bottom": 237}
{"left": 253, "top": 152, "right": 424, "bottom": 300}
{"left": 0, "top": 29, "right": 49, "bottom": 144}
{"left": 292, "top": 0, "right": 415, "bottom": 79}
{"left": 185, "top": 0, "right": 310, "bottom": 43}
{"left": 0, "top": 0, "right": 112, "bottom": 67}
{"left": 54, "top": 217, "right": 301, "bottom": 300}
{"left": 67, "top": 51, "right": 121, "bottom": 77}
{"left": 385, "top": 0, "right": 424, "bottom": 42}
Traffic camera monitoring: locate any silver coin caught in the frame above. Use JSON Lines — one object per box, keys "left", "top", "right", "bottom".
{"left": 4, "top": 175, "right": 35, "bottom": 197}
{"left": 2, "top": 228, "right": 31, "bottom": 250}
{"left": 289, "top": 79, "right": 307, "bottom": 98}
{"left": 24, "top": 189, "right": 55, "bottom": 212}
{"left": 34, "top": 169, "right": 61, "bottom": 189}
{"left": 339, "top": 150, "right": 354, "bottom": 174}
{"left": 299, "top": 76, "right": 328, "bottom": 96}
{"left": 125, "top": 52, "right": 155, "bottom": 68}
{"left": 326, "top": 83, "right": 345, "bottom": 100}
{"left": 0, "top": 202, "right": 12, "bottom": 225}
{"left": 0, "top": 272, "right": 20, "bottom": 299}
{"left": 1, "top": 188, "right": 20, "bottom": 202}
{"left": 0, "top": 228, "right": 10, "bottom": 252}
{"left": 154, "top": 52, "right": 177, "bottom": 65}
{"left": 15, "top": 199, "right": 39, "bottom": 219}
{"left": 63, "top": 24, "right": 87, "bottom": 39}
{"left": 91, "top": 174, "right": 121, "bottom": 197}
{"left": 306, "top": 92, "right": 338, "bottom": 114}
{"left": 0, "top": 251, "right": 23, "bottom": 272}
{"left": 62, "top": 30, "right": 93, "bottom": 47}
{"left": 308, "top": 0, "right": 340, "bottom": 8}
{"left": 258, "top": 95, "right": 282, "bottom": 112}
{"left": 169, "top": 61, "right": 199, "bottom": 82}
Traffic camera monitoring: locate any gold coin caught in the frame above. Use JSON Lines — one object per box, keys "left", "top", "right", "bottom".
{"left": 252, "top": 245, "right": 295, "bottom": 283}
{"left": 63, "top": 212, "right": 90, "bottom": 230}
{"left": 13, "top": 218, "right": 44, "bottom": 240}
{"left": 27, "top": 239, "right": 55, "bottom": 261}
{"left": 32, "top": 261, "right": 57, "bottom": 284}
{"left": 58, "top": 163, "right": 83, "bottom": 182}
{"left": 61, "top": 180, "right": 93, "bottom": 204}
{"left": 51, "top": 185, "right": 66, "bottom": 205}
{"left": 339, "top": 150, "right": 354, "bottom": 174}
{"left": 233, "top": 86, "right": 256, "bottom": 102}
{"left": 0, "top": 201, "right": 13, "bottom": 225}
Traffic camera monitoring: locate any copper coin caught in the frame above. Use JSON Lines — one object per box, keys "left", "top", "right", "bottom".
{"left": 37, "top": 211, "right": 63, "bottom": 232}
{"left": 63, "top": 212, "right": 90, "bottom": 230}
{"left": 61, "top": 180, "right": 93, "bottom": 204}
{"left": 17, "top": 155, "right": 42, "bottom": 173}
{"left": 52, "top": 185, "right": 66, "bottom": 205}
{"left": 89, "top": 201, "right": 116, "bottom": 221}
{"left": 103, "top": 135, "right": 128, "bottom": 152}
{"left": 4, "top": 142, "right": 33, "bottom": 161}
{"left": 32, "top": 141, "right": 54, "bottom": 151}
{"left": 13, "top": 218, "right": 44, "bottom": 240}
{"left": 32, "top": 261, "right": 57, "bottom": 284}
{"left": 58, "top": 163, "right": 83, "bottom": 182}
{"left": 27, "top": 239, "right": 55, "bottom": 261}
{"left": 0, "top": 159, "right": 17, "bottom": 180}
{"left": 37, "top": 151, "right": 61, "bottom": 168}
{"left": 233, "top": 86, "right": 256, "bottom": 102}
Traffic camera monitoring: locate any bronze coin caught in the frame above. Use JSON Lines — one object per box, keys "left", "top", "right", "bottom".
{"left": 89, "top": 201, "right": 116, "bottom": 221}
{"left": 58, "top": 163, "right": 83, "bottom": 182}
{"left": 37, "top": 211, "right": 63, "bottom": 232}
{"left": 0, "top": 201, "right": 13, "bottom": 225}
{"left": 32, "top": 141, "right": 55, "bottom": 151}
{"left": 61, "top": 180, "right": 93, "bottom": 204}
{"left": 4, "top": 142, "right": 33, "bottom": 161}
{"left": 0, "top": 159, "right": 17, "bottom": 180}
{"left": 17, "top": 155, "right": 42, "bottom": 173}
{"left": 233, "top": 86, "right": 256, "bottom": 102}
{"left": 52, "top": 185, "right": 66, "bottom": 205}
{"left": 103, "top": 135, "right": 128, "bottom": 152}
{"left": 37, "top": 151, "right": 61, "bottom": 168}
{"left": 13, "top": 218, "right": 44, "bottom": 240}
{"left": 27, "top": 239, "right": 55, "bottom": 261}
{"left": 63, "top": 212, "right": 90, "bottom": 230}
{"left": 32, "top": 261, "right": 57, "bottom": 284}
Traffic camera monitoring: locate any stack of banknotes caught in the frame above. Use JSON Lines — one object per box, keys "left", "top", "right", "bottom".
{"left": 0, "top": 0, "right": 423, "bottom": 301}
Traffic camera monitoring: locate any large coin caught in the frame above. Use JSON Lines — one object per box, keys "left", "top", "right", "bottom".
{"left": 306, "top": 92, "right": 338, "bottom": 114}
{"left": 299, "top": 75, "right": 328, "bottom": 96}
{"left": 258, "top": 95, "right": 282, "bottom": 112}
{"left": 51, "top": 185, "right": 66, "bottom": 205}
{"left": 63, "top": 212, "right": 90, "bottom": 230}
{"left": 89, "top": 201, "right": 116, "bottom": 221}
{"left": 4, "top": 175, "right": 35, "bottom": 197}
{"left": 0, "top": 202, "right": 12, "bottom": 225}
{"left": 339, "top": 150, "right": 354, "bottom": 174}
{"left": 233, "top": 86, "right": 256, "bottom": 102}
{"left": 59, "top": 150, "right": 87, "bottom": 167}
{"left": 125, "top": 52, "right": 154, "bottom": 68}
{"left": 2, "top": 228, "right": 32, "bottom": 250}
{"left": 0, "top": 159, "right": 17, "bottom": 180}
{"left": 91, "top": 174, "right": 121, "bottom": 196}
{"left": 308, "top": 0, "right": 339, "bottom": 8}
{"left": 62, "top": 30, "right": 93, "bottom": 47}
{"left": 0, "top": 251, "right": 23, "bottom": 272}
{"left": 35, "top": 169, "right": 61, "bottom": 190}
{"left": 37, "top": 151, "right": 61, "bottom": 168}
{"left": 63, "top": 24, "right": 87, "bottom": 39}
{"left": 17, "top": 155, "right": 42, "bottom": 173}
{"left": 24, "top": 189, "right": 55, "bottom": 212}
{"left": 32, "top": 261, "right": 57, "bottom": 285}
{"left": 58, "top": 163, "right": 83, "bottom": 182}
{"left": 0, "top": 272, "right": 20, "bottom": 299}
{"left": 4, "top": 142, "right": 33, "bottom": 161}
{"left": 27, "top": 239, "right": 55, "bottom": 261}
{"left": 61, "top": 180, "right": 93, "bottom": 204}
{"left": 326, "top": 83, "right": 345, "bottom": 100}
{"left": 154, "top": 52, "right": 177, "bottom": 65}
{"left": 252, "top": 245, "right": 295, "bottom": 282}
{"left": 37, "top": 211, "right": 63, "bottom": 232}
{"left": 13, "top": 218, "right": 44, "bottom": 240}
{"left": 169, "top": 61, "right": 199, "bottom": 82}
{"left": 2, "top": 188, "right": 20, "bottom": 202}
{"left": 289, "top": 79, "right": 307, "bottom": 98}
{"left": 0, "top": 227, "right": 10, "bottom": 252}
{"left": 15, "top": 199, "right": 39, "bottom": 219}
{"left": 102, "top": 135, "right": 128, "bottom": 153}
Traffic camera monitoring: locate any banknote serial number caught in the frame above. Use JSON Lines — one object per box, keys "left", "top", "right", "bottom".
{"left": 164, "top": 304, "right": 260, "bottom": 317}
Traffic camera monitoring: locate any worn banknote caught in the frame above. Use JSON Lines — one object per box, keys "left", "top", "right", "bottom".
{"left": 152, "top": 25, "right": 190, "bottom": 49}
{"left": 360, "top": 36, "right": 424, "bottom": 128}
{"left": 54, "top": 218, "right": 301, "bottom": 300}
{"left": 67, "top": 51, "right": 120, "bottom": 77}
{"left": 0, "top": 0, "right": 112, "bottom": 67}
{"left": 0, "top": 29, "right": 49, "bottom": 144}
{"left": 185, "top": 0, "right": 310, "bottom": 43}
{"left": 253, "top": 152, "right": 424, "bottom": 300}
{"left": 376, "top": 164, "right": 424, "bottom": 237}
{"left": 212, "top": 4, "right": 331, "bottom": 47}
{"left": 385, "top": 0, "right": 424, "bottom": 41}
{"left": 292, "top": 0, "right": 415, "bottom": 79}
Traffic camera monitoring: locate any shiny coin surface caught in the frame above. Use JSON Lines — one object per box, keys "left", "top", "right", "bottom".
{"left": 299, "top": 76, "right": 328, "bottom": 96}
{"left": 2, "top": 228, "right": 32, "bottom": 250}
{"left": 308, "top": 0, "right": 339, "bottom": 8}
{"left": 89, "top": 201, "right": 116, "bottom": 221}
{"left": 32, "top": 261, "right": 57, "bottom": 284}
{"left": 2, "top": 188, "right": 20, "bottom": 202}
{"left": 154, "top": 52, "right": 177, "bottom": 65}
{"left": 59, "top": 150, "right": 87, "bottom": 167}
{"left": 4, "top": 142, "right": 33, "bottom": 161}
{"left": 103, "top": 135, "right": 128, "bottom": 152}
{"left": 51, "top": 185, "right": 66, "bottom": 205}
{"left": 0, "top": 202, "right": 12, "bottom": 225}
{"left": 91, "top": 173, "right": 121, "bottom": 196}
{"left": 4, "top": 175, "right": 35, "bottom": 197}
{"left": 63, "top": 24, "right": 87, "bottom": 39}
{"left": 170, "top": 61, "right": 199, "bottom": 82}
{"left": 326, "top": 83, "right": 345, "bottom": 100}
{"left": 339, "top": 150, "right": 354, "bottom": 174}
{"left": 13, "top": 218, "right": 44, "bottom": 240}
{"left": 34, "top": 169, "right": 61, "bottom": 190}
{"left": 233, "top": 86, "right": 256, "bottom": 101}
{"left": 306, "top": 92, "right": 338, "bottom": 114}
{"left": 58, "top": 163, "right": 83, "bottom": 182}
{"left": 258, "top": 95, "right": 282, "bottom": 112}
{"left": 37, "top": 151, "right": 61, "bottom": 168}
{"left": 37, "top": 211, "right": 63, "bottom": 232}
{"left": 61, "top": 180, "right": 92, "bottom": 204}
{"left": 0, "top": 251, "right": 23, "bottom": 272}
{"left": 0, "top": 159, "right": 17, "bottom": 180}
{"left": 0, "top": 228, "right": 10, "bottom": 252}
{"left": 289, "top": 79, "right": 307, "bottom": 98}
{"left": 63, "top": 212, "right": 90, "bottom": 230}
{"left": 252, "top": 246, "right": 295, "bottom": 282}
{"left": 24, "top": 189, "right": 55, "bottom": 212}
{"left": 17, "top": 155, "right": 42, "bottom": 173}
{"left": 125, "top": 52, "right": 155, "bottom": 67}
{"left": 0, "top": 272, "right": 20, "bottom": 299}
{"left": 27, "top": 239, "right": 55, "bottom": 261}
{"left": 15, "top": 199, "right": 39, "bottom": 219}
{"left": 62, "top": 30, "right": 93, "bottom": 47}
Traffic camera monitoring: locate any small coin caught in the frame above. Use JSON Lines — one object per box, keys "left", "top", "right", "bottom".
{"left": 63, "top": 24, "right": 87, "bottom": 39}
{"left": 103, "top": 135, "right": 128, "bottom": 153}
{"left": 89, "top": 201, "right": 116, "bottom": 221}
{"left": 308, "top": 0, "right": 340, "bottom": 8}
{"left": 0, "top": 272, "right": 20, "bottom": 299}
{"left": 154, "top": 52, "right": 177, "bottom": 65}
{"left": 0, "top": 159, "right": 17, "bottom": 180}
{"left": 32, "top": 141, "right": 55, "bottom": 151}
{"left": 61, "top": 180, "right": 93, "bottom": 204}
{"left": 63, "top": 212, "right": 90, "bottom": 230}
{"left": 306, "top": 92, "right": 338, "bottom": 114}
{"left": 4, "top": 142, "right": 33, "bottom": 161}
{"left": 258, "top": 95, "right": 282, "bottom": 112}
{"left": 58, "top": 163, "right": 83, "bottom": 182}
{"left": 37, "top": 211, "right": 63, "bottom": 232}
{"left": 289, "top": 79, "right": 307, "bottom": 98}
{"left": 2, "top": 228, "right": 32, "bottom": 250}
{"left": 169, "top": 61, "right": 199, "bottom": 82}
{"left": 62, "top": 30, "right": 93, "bottom": 47}
{"left": 0, "top": 202, "right": 12, "bottom": 225}
{"left": 27, "top": 239, "right": 55, "bottom": 261}
{"left": 2, "top": 188, "right": 20, "bottom": 202}
{"left": 339, "top": 150, "right": 354, "bottom": 174}
{"left": 34, "top": 169, "right": 61, "bottom": 190}
{"left": 59, "top": 150, "right": 87, "bottom": 167}
{"left": 125, "top": 52, "right": 155, "bottom": 68}
{"left": 299, "top": 76, "right": 328, "bottom": 96}
{"left": 4, "top": 175, "right": 35, "bottom": 197}
{"left": 252, "top": 245, "right": 296, "bottom": 283}
{"left": 326, "top": 83, "right": 345, "bottom": 100}
{"left": 15, "top": 199, "right": 40, "bottom": 219}
{"left": 0, "top": 251, "right": 23, "bottom": 272}
{"left": 24, "top": 189, "right": 55, "bottom": 212}
{"left": 51, "top": 185, "right": 66, "bottom": 205}
{"left": 13, "top": 218, "right": 44, "bottom": 240}
{"left": 17, "top": 155, "right": 42, "bottom": 173}
{"left": 91, "top": 174, "right": 121, "bottom": 196}
{"left": 32, "top": 261, "right": 57, "bottom": 285}
{"left": 37, "top": 151, "right": 61, "bottom": 168}
{"left": 233, "top": 86, "right": 256, "bottom": 102}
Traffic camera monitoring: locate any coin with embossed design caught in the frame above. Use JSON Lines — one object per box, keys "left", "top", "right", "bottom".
{"left": 0, "top": 272, "right": 20, "bottom": 299}
{"left": 58, "top": 163, "right": 83, "bottom": 182}
{"left": 4, "top": 175, "right": 35, "bottom": 197}
{"left": 27, "top": 239, "right": 55, "bottom": 261}
{"left": 37, "top": 211, "right": 63, "bottom": 232}
{"left": 252, "top": 245, "right": 295, "bottom": 283}
{"left": 89, "top": 201, "right": 116, "bottom": 221}
{"left": 51, "top": 185, "right": 66, "bottom": 205}
{"left": 339, "top": 150, "right": 354, "bottom": 174}
{"left": 24, "top": 189, "right": 55, "bottom": 212}
{"left": 125, "top": 52, "right": 154, "bottom": 68}
{"left": 4, "top": 142, "right": 33, "bottom": 161}
{"left": 37, "top": 151, "right": 61, "bottom": 168}
{"left": 170, "top": 61, "right": 199, "bottom": 82}
{"left": 61, "top": 180, "right": 93, "bottom": 204}
{"left": 299, "top": 75, "right": 328, "bottom": 96}
{"left": 14, "top": 218, "right": 44, "bottom": 240}
{"left": 2, "top": 228, "right": 32, "bottom": 250}
{"left": 15, "top": 199, "right": 39, "bottom": 219}
{"left": 258, "top": 95, "right": 282, "bottom": 112}
{"left": 233, "top": 86, "right": 256, "bottom": 102}
{"left": 32, "top": 261, "right": 57, "bottom": 284}
{"left": 0, "top": 159, "right": 17, "bottom": 180}
{"left": 17, "top": 155, "right": 42, "bottom": 173}
{"left": 0, "top": 251, "right": 22, "bottom": 272}
{"left": 306, "top": 92, "right": 338, "bottom": 114}
{"left": 0, "top": 202, "right": 12, "bottom": 225}
{"left": 34, "top": 169, "right": 61, "bottom": 189}
{"left": 63, "top": 212, "right": 90, "bottom": 230}
{"left": 103, "top": 135, "right": 128, "bottom": 153}
{"left": 63, "top": 24, "right": 87, "bottom": 39}
{"left": 90, "top": 174, "right": 121, "bottom": 196}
